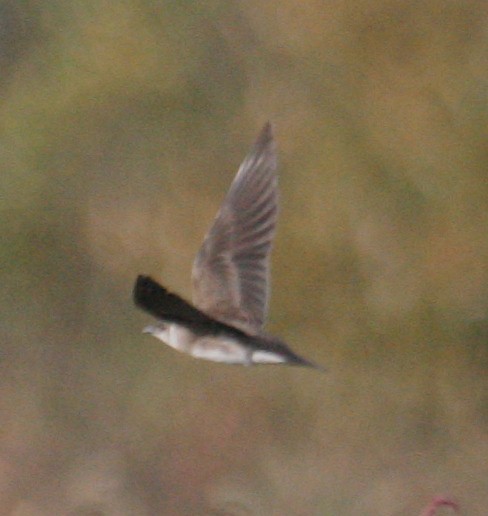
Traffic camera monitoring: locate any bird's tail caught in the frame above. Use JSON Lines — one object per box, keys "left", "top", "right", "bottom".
{"left": 289, "top": 354, "right": 327, "bottom": 372}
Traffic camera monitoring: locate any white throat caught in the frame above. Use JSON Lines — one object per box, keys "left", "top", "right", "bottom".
{"left": 144, "top": 324, "right": 191, "bottom": 352}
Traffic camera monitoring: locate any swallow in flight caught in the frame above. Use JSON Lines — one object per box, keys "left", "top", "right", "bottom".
{"left": 134, "top": 123, "right": 324, "bottom": 370}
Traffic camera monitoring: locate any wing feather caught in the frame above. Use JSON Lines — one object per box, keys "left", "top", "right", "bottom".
{"left": 191, "top": 123, "right": 278, "bottom": 333}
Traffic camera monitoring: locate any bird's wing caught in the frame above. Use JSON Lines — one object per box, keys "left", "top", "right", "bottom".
{"left": 191, "top": 122, "right": 278, "bottom": 334}
{"left": 134, "top": 275, "right": 216, "bottom": 327}
{"left": 133, "top": 275, "right": 249, "bottom": 338}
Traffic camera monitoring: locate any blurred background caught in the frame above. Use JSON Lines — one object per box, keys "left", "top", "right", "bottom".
{"left": 1, "top": 1, "right": 487, "bottom": 514}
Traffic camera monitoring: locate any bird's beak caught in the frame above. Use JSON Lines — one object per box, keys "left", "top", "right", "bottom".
{"left": 142, "top": 325, "right": 156, "bottom": 334}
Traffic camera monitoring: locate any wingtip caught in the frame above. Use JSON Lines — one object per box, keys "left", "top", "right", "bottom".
{"left": 255, "top": 121, "right": 274, "bottom": 147}
{"left": 134, "top": 274, "right": 151, "bottom": 291}
{"left": 133, "top": 274, "right": 148, "bottom": 306}
{"left": 263, "top": 120, "right": 273, "bottom": 135}
{"left": 133, "top": 275, "right": 162, "bottom": 307}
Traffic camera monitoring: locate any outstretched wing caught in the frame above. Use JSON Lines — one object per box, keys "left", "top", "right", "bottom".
{"left": 133, "top": 275, "right": 248, "bottom": 338}
{"left": 134, "top": 275, "right": 214, "bottom": 327}
{"left": 191, "top": 122, "right": 278, "bottom": 334}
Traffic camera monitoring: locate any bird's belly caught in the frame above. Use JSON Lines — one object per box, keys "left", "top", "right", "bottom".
{"left": 190, "top": 337, "right": 251, "bottom": 364}
{"left": 151, "top": 326, "right": 288, "bottom": 366}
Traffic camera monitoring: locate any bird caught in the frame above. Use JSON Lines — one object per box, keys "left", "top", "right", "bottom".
{"left": 133, "top": 122, "right": 324, "bottom": 370}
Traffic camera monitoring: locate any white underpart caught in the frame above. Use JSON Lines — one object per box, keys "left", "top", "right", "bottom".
{"left": 190, "top": 337, "right": 250, "bottom": 364}
{"left": 145, "top": 324, "right": 288, "bottom": 365}
{"left": 252, "top": 350, "right": 287, "bottom": 364}
{"left": 145, "top": 324, "right": 252, "bottom": 364}
{"left": 145, "top": 325, "right": 188, "bottom": 352}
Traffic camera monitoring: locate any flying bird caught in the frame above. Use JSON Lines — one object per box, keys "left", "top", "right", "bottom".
{"left": 133, "top": 123, "right": 324, "bottom": 370}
